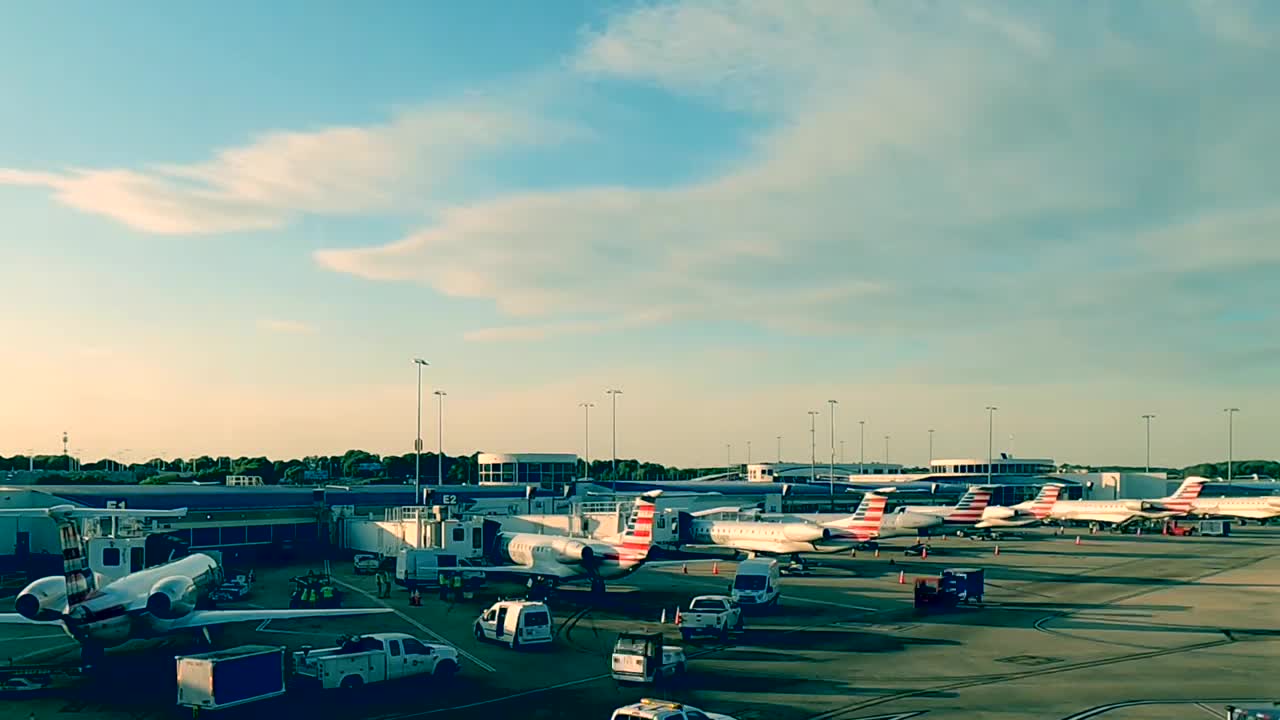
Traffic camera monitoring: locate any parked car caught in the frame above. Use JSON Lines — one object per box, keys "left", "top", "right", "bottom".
{"left": 353, "top": 554, "right": 380, "bottom": 575}
{"left": 473, "top": 600, "right": 553, "bottom": 649}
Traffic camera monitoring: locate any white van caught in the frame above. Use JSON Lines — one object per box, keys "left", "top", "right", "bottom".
{"left": 730, "top": 558, "right": 781, "bottom": 609}
{"left": 473, "top": 600, "right": 553, "bottom": 649}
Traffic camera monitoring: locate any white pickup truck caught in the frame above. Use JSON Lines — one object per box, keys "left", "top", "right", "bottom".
{"left": 677, "top": 595, "right": 743, "bottom": 641}
{"left": 291, "top": 633, "right": 459, "bottom": 690}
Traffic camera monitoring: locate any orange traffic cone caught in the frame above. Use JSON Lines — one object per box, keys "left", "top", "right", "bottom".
{"left": 712, "top": 562, "right": 719, "bottom": 575}
{"left": 1136, "top": 527, "right": 1142, "bottom": 536}
{"left": 1074, "top": 535, "right": 1081, "bottom": 545}
{"left": 660, "top": 609, "right": 667, "bottom": 623}
{"left": 674, "top": 609, "right": 682, "bottom": 625}
{"left": 993, "top": 545, "right": 1000, "bottom": 556}
{"left": 874, "top": 548, "right": 880, "bottom": 558}
{"left": 921, "top": 546, "right": 928, "bottom": 559}
{"left": 682, "top": 563, "right": 688, "bottom": 574}
{"left": 897, "top": 570, "right": 905, "bottom": 584}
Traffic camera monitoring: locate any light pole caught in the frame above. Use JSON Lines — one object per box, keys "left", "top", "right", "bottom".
{"left": 776, "top": 436, "right": 782, "bottom": 464}
{"left": 1224, "top": 408, "right": 1240, "bottom": 483}
{"left": 605, "top": 389, "right": 622, "bottom": 487}
{"left": 746, "top": 440, "right": 752, "bottom": 467}
{"left": 580, "top": 402, "right": 595, "bottom": 479}
{"left": 434, "top": 390, "right": 446, "bottom": 484}
{"left": 1141, "top": 414, "right": 1155, "bottom": 472}
{"left": 807, "top": 411, "right": 819, "bottom": 484}
{"left": 840, "top": 440, "right": 845, "bottom": 464}
{"left": 827, "top": 400, "right": 838, "bottom": 498}
{"left": 413, "top": 358, "right": 429, "bottom": 502}
{"left": 985, "top": 406, "right": 998, "bottom": 484}
{"left": 726, "top": 444, "right": 732, "bottom": 473}
{"left": 858, "top": 420, "right": 866, "bottom": 474}
{"left": 884, "top": 435, "right": 890, "bottom": 463}
{"left": 928, "top": 429, "right": 935, "bottom": 466}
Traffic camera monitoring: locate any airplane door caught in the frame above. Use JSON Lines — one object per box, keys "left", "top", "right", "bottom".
{"left": 130, "top": 546, "right": 145, "bottom": 572}
{"left": 495, "top": 607, "right": 508, "bottom": 638}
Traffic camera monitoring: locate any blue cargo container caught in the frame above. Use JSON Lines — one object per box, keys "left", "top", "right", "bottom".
{"left": 940, "top": 567, "right": 985, "bottom": 604}
{"left": 176, "top": 645, "right": 286, "bottom": 710}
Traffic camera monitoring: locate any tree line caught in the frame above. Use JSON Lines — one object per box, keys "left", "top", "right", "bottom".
{"left": 1, "top": 452, "right": 1274, "bottom": 486}
{"left": 0, "top": 451, "right": 709, "bottom": 486}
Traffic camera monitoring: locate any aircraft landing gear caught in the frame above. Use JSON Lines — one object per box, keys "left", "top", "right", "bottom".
{"left": 590, "top": 578, "right": 606, "bottom": 596}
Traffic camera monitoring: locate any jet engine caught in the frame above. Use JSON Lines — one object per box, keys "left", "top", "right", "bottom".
{"left": 146, "top": 575, "right": 198, "bottom": 619}
{"left": 554, "top": 539, "right": 609, "bottom": 566}
{"left": 984, "top": 506, "right": 1016, "bottom": 520}
{"left": 14, "top": 576, "right": 69, "bottom": 622}
{"left": 781, "top": 524, "right": 831, "bottom": 543}
{"left": 1122, "top": 500, "right": 1147, "bottom": 512}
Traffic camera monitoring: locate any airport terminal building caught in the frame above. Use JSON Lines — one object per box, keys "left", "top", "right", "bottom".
{"left": 476, "top": 452, "right": 579, "bottom": 491}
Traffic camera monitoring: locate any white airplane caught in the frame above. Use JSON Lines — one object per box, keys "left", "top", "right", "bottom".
{"left": 467, "top": 491, "right": 674, "bottom": 594}
{"left": 1048, "top": 478, "right": 1205, "bottom": 526}
{"left": 683, "top": 491, "right": 942, "bottom": 564}
{"left": 1185, "top": 480, "right": 1280, "bottom": 521}
{"left": 0, "top": 505, "right": 390, "bottom": 663}
{"left": 969, "top": 483, "right": 1065, "bottom": 531}
{"left": 883, "top": 485, "right": 999, "bottom": 532}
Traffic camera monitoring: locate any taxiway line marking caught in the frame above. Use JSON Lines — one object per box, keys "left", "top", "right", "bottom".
{"left": 9, "top": 641, "right": 78, "bottom": 663}
{"left": 1058, "top": 699, "right": 1275, "bottom": 720}
{"left": 330, "top": 578, "right": 496, "bottom": 673}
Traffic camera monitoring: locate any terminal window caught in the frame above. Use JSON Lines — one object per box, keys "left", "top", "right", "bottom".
{"left": 101, "top": 547, "right": 121, "bottom": 566}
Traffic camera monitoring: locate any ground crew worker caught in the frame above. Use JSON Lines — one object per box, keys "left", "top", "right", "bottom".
{"left": 452, "top": 573, "right": 463, "bottom": 602}
{"left": 377, "top": 570, "right": 390, "bottom": 598}
{"left": 375, "top": 572, "right": 385, "bottom": 598}
{"left": 320, "top": 583, "right": 336, "bottom": 608}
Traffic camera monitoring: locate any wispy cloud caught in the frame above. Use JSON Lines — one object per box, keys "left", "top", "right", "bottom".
{"left": 0, "top": 101, "right": 572, "bottom": 234}
{"left": 317, "top": 0, "right": 1280, "bottom": 362}
{"left": 257, "top": 318, "right": 316, "bottom": 335}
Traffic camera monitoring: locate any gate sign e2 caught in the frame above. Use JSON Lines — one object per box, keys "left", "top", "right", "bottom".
{"left": 440, "top": 494, "right": 459, "bottom": 505}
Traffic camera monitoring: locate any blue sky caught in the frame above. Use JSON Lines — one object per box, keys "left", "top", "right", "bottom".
{"left": 2, "top": 1, "right": 1277, "bottom": 468}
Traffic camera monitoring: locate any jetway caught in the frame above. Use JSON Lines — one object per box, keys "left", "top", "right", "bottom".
{"left": 342, "top": 505, "right": 488, "bottom": 557}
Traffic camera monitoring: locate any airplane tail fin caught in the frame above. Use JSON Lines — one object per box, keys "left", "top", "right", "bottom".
{"left": 1029, "top": 484, "right": 1064, "bottom": 519}
{"left": 1161, "top": 478, "right": 1205, "bottom": 512}
{"left": 55, "top": 517, "right": 97, "bottom": 606}
{"left": 825, "top": 492, "right": 888, "bottom": 538}
{"left": 616, "top": 491, "right": 660, "bottom": 561}
{"left": 945, "top": 485, "right": 995, "bottom": 523}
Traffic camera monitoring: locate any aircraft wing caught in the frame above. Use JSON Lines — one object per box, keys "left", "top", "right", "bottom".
{"left": 0, "top": 614, "right": 61, "bottom": 625}
{"left": 164, "top": 607, "right": 392, "bottom": 631}
{"left": 688, "top": 506, "right": 758, "bottom": 518}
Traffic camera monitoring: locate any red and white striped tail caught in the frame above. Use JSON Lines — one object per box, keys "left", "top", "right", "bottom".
{"left": 1160, "top": 479, "right": 1205, "bottom": 512}
{"left": 1029, "top": 484, "right": 1063, "bottom": 519}
{"left": 830, "top": 492, "right": 887, "bottom": 541}
{"left": 615, "top": 494, "right": 657, "bottom": 562}
{"left": 945, "top": 486, "right": 994, "bottom": 524}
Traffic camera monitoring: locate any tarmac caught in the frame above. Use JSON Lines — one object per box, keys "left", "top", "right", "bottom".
{"left": 2, "top": 526, "right": 1278, "bottom": 720}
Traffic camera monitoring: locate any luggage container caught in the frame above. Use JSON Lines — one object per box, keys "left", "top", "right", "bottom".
{"left": 941, "top": 567, "right": 985, "bottom": 604}
{"left": 176, "top": 645, "right": 286, "bottom": 712}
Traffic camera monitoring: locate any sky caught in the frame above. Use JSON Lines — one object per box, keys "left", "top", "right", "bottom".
{"left": 2, "top": 1, "right": 1277, "bottom": 469}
